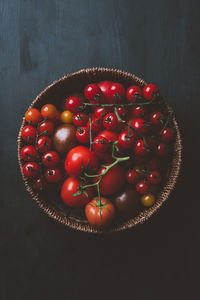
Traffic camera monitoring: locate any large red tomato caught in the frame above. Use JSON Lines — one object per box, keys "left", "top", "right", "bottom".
{"left": 65, "top": 146, "right": 98, "bottom": 176}
{"left": 97, "top": 81, "right": 112, "bottom": 103}
{"left": 61, "top": 177, "right": 94, "bottom": 207}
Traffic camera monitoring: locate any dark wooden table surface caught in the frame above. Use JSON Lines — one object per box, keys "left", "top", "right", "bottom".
{"left": 0, "top": 0, "right": 199, "bottom": 299}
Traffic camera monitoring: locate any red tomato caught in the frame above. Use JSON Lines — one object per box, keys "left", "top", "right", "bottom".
{"left": 116, "top": 107, "right": 126, "bottom": 119}
{"left": 134, "top": 139, "right": 150, "bottom": 156}
{"left": 143, "top": 84, "right": 159, "bottom": 101}
{"left": 118, "top": 130, "right": 136, "bottom": 149}
{"left": 25, "top": 108, "right": 41, "bottom": 125}
{"left": 126, "top": 85, "right": 142, "bottom": 102}
{"left": 33, "top": 178, "right": 47, "bottom": 191}
{"left": 42, "top": 151, "right": 60, "bottom": 167}
{"left": 147, "top": 170, "right": 161, "bottom": 184}
{"left": 97, "top": 81, "right": 113, "bottom": 103}
{"left": 156, "top": 142, "right": 169, "bottom": 156}
{"left": 107, "top": 83, "right": 125, "bottom": 104}
{"left": 23, "top": 162, "right": 40, "bottom": 179}
{"left": 45, "top": 168, "right": 62, "bottom": 183}
{"left": 37, "top": 136, "right": 52, "bottom": 153}
{"left": 150, "top": 111, "right": 164, "bottom": 126}
{"left": 85, "top": 197, "right": 115, "bottom": 228}
{"left": 131, "top": 118, "right": 149, "bottom": 135}
{"left": 136, "top": 181, "right": 149, "bottom": 194}
{"left": 94, "top": 106, "right": 112, "bottom": 119}
{"left": 84, "top": 83, "right": 103, "bottom": 104}
{"left": 73, "top": 113, "right": 88, "bottom": 127}
{"left": 92, "top": 136, "right": 109, "bottom": 153}
{"left": 160, "top": 127, "right": 174, "bottom": 142}
{"left": 103, "top": 113, "right": 118, "bottom": 130}
{"left": 87, "top": 117, "right": 102, "bottom": 134}
{"left": 65, "top": 146, "right": 98, "bottom": 176}
{"left": 97, "top": 130, "right": 118, "bottom": 142}
{"left": 38, "top": 121, "right": 55, "bottom": 136}
{"left": 21, "top": 125, "right": 36, "bottom": 143}
{"left": 21, "top": 145, "right": 37, "bottom": 162}
{"left": 132, "top": 106, "right": 148, "bottom": 118}
{"left": 61, "top": 177, "right": 93, "bottom": 207}
{"left": 41, "top": 104, "right": 57, "bottom": 120}
{"left": 126, "top": 169, "right": 140, "bottom": 184}
{"left": 65, "top": 96, "right": 82, "bottom": 113}
{"left": 76, "top": 127, "right": 90, "bottom": 144}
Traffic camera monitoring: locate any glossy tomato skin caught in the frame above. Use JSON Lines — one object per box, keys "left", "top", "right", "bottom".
{"left": 25, "top": 108, "right": 41, "bottom": 125}
{"left": 98, "top": 130, "right": 118, "bottom": 142}
{"left": 107, "top": 83, "right": 125, "bottom": 104}
{"left": 65, "top": 146, "right": 98, "bottom": 176}
{"left": 61, "top": 177, "right": 93, "bottom": 207}
{"left": 134, "top": 139, "right": 150, "bottom": 156}
{"left": 160, "top": 127, "right": 174, "bottom": 142}
{"left": 37, "top": 136, "right": 52, "bottom": 153}
{"left": 38, "top": 121, "right": 55, "bottom": 136}
{"left": 147, "top": 170, "right": 161, "bottom": 184}
{"left": 116, "top": 107, "right": 126, "bottom": 119}
{"left": 156, "top": 142, "right": 169, "bottom": 156}
{"left": 42, "top": 151, "right": 60, "bottom": 167}
{"left": 136, "top": 181, "right": 149, "bottom": 194}
{"left": 65, "top": 96, "right": 82, "bottom": 113}
{"left": 141, "top": 193, "right": 155, "bottom": 207}
{"left": 60, "top": 110, "right": 74, "bottom": 124}
{"left": 92, "top": 136, "right": 109, "bottom": 153}
{"left": 73, "top": 113, "right": 88, "bottom": 127}
{"left": 143, "top": 84, "right": 159, "bottom": 101}
{"left": 126, "top": 169, "right": 140, "bottom": 184}
{"left": 87, "top": 117, "right": 102, "bottom": 135}
{"left": 45, "top": 168, "right": 62, "bottom": 183}
{"left": 126, "top": 85, "right": 142, "bottom": 102}
{"left": 76, "top": 127, "right": 90, "bottom": 144}
{"left": 41, "top": 104, "right": 57, "bottom": 120}
{"left": 103, "top": 113, "right": 118, "bottom": 130}
{"left": 118, "top": 130, "right": 136, "bottom": 149}
{"left": 21, "top": 125, "right": 36, "bottom": 143}
{"left": 132, "top": 106, "right": 148, "bottom": 118}
{"left": 85, "top": 197, "right": 115, "bottom": 228}
{"left": 23, "top": 162, "right": 40, "bottom": 179}
{"left": 21, "top": 145, "right": 37, "bottom": 162}
{"left": 97, "top": 81, "right": 112, "bottom": 103}
{"left": 94, "top": 106, "right": 112, "bottom": 119}
{"left": 33, "top": 178, "right": 47, "bottom": 191}
{"left": 131, "top": 118, "right": 149, "bottom": 135}
{"left": 150, "top": 111, "right": 164, "bottom": 126}
{"left": 84, "top": 83, "right": 103, "bottom": 104}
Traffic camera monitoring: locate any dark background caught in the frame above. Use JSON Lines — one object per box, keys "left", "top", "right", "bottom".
{"left": 0, "top": 0, "right": 199, "bottom": 299}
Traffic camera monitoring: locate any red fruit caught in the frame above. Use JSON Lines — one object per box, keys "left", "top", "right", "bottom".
{"left": 103, "top": 113, "right": 118, "bottom": 130}
{"left": 23, "top": 162, "right": 40, "bottom": 179}
{"left": 84, "top": 83, "right": 103, "bottom": 104}
{"left": 146, "top": 158, "right": 160, "bottom": 170}
{"left": 126, "top": 85, "right": 142, "bottom": 102}
{"left": 118, "top": 130, "right": 136, "bottom": 149}
{"left": 21, "top": 125, "right": 36, "bottom": 143}
{"left": 98, "top": 130, "right": 118, "bottom": 142}
{"left": 37, "top": 136, "right": 52, "bottom": 153}
{"left": 147, "top": 171, "right": 161, "bottom": 184}
{"left": 131, "top": 118, "right": 149, "bottom": 135}
{"left": 143, "top": 84, "right": 159, "bottom": 101}
{"left": 38, "top": 121, "right": 55, "bottom": 136}
{"left": 33, "top": 178, "right": 47, "bottom": 191}
{"left": 41, "top": 104, "right": 57, "bottom": 120}
{"left": 25, "top": 108, "right": 42, "bottom": 125}
{"left": 54, "top": 111, "right": 61, "bottom": 124}
{"left": 107, "top": 83, "right": 125, "bottom": 104}
{"left": 134, "top": 139, "right": 150, "bottom": 156}
{"left": 87, "top": 117, "right": 102, "bottom": 135}
{"left": 160, "top": 127, "right": 174, "bottom": 142}
{"left": 42, "top": 151, "right": 60, "bottom": 167}
{"left": 94, "top": 106, "right": 112, "bottom": 119}
{"left": 92, "top": 136, "right": 109, "bottom": 153}
{"left": 76, "top": 126, "right": 90, "bottom": 144}
{"left": 136, "top": 181, "right": 149, "bottom": 194}
{"left": 116, "top": 107, "right": 126, "bottom": 119}
{"left": 133, "top": 106, "right": 148, "bottom": 118}
{"left": 45, "top": 168, "right": 62, "bottom": 183}
{"left": 126, "top": 169, "right": 140, "bottom": 184}
{"left": 65, "top": 96, "right": 82, "bottom": 113}
{"left": 21, "top": 145, "right": 37, "bottom": 162}
{"left": 73, "top": 113, "right": 88, "bottom": 127}
{"left": 97, "top": 81, "right": 112, "bottom": 103}
{"left": 150, "top": 111, "right": 164, "bottom": 126}
{"left": 156, "top": 142, "right": 169, "bottom": 156}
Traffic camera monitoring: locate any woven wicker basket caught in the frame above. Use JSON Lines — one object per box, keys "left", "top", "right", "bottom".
{"left": 17, "top": 68, "right": 182, "bottom": 233}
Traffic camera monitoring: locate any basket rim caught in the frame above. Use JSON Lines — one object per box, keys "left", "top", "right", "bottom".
{"left": 17, "top": 67, "right": 182, "bottom": 233}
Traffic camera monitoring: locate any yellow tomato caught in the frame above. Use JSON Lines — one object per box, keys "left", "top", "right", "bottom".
{"left": 61, "top": 110, "right": 74, "bottom": 124}
{"left": 141, "top": 193, "right": 155, "bottom": 207}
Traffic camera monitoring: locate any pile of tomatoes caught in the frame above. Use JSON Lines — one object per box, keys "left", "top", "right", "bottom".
{"left": 20, "top": 80, "right": 174, "bottom": 229}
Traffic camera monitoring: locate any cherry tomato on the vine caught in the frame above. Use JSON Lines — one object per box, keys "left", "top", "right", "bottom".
{"left": 38, "top": 121, "right": 55, "bottom": 136}
{"left": 147, "top": 170, "right": 161, "bottom": 184}
{"left": 98, "top": 130, "right": 118, "bottom": 142}
{"left": 160, "top": 127, "right": 174, "bottom": 142}
{"left": 21, "top": 125, "right": 36, "bottom": 143}
{"left": 134, "top": 139, "right": 150, "bottom": 156}
{"left": 21, "top": 145, "right": 37, "bottom": 162}
{"left": 97, "top": 81, "right": 112, "bottom": 103}
{"left": 84, "top": 83, "right": 103, "bottom": 104}
{"left": 65, "top": 96, "right": 82, "bottom": 113}
{"left": 136, "top": 181, "right": 149, "bottom": 194}
{"left": 107, "top": 83, "right": 125, "bottom": 104}
{"left": 103, "top": 113, "right": 118, "bottom": 130}
{"left": 126, "top": 169, "right": 140, "bottom": 184}
{"left": 33, "top": 178, "right": 47, "bottom": 191}
{"left": 42, "top": 151, "right": 60, "bottom": 168}
{"left": 143, "top": 84, "right": 159, "bottom": 101}
{"left": 131, "top": 118, "right": 149, "bottom": 135}
{"left": 94, "top": 106, "right": 112, "bottom": 119}
{"left": 60, "top": 110, "right": 74, "bottom": 124}
{"left": 126, "top": 85, "right": 142, "bottom": 102}
{"left": 45, "top": 168, "right": 62, "bottom": 183}
{"left": 132, "top": 106, "right": 148, "bottom": 118}
{"left": 92, "top": 136, "right": 109, "bottom": 153}
{"left": 76, "top": 126, "right": 90, "bottom": 144}
{"left": 23, "top": 162, "right": 40, "bottom": 179}
{"left": 41, "top": 104, "right": 57, "bottom": 120}
{"left": 25, "top": 108, "right": 41, "bottom": 125}
{"left": 37, "top": 136, "right": 52, "bottom": 153}
{"left": 118, "top": 130, "right": 136, "bottom": 149}
{"left": 73, "top": 113, "right": 88, "bottom": 127}
{"left": 156, "top": 142, "right": 169, "bottom": 156}
{"left": 116, "top": 107, "right": 126, "bottom": 119}
{"left": 150, "top": 111, "right": 164, "bottom": 126}
{"left": 87, "top": 117, "right": 102, "bottom": 135}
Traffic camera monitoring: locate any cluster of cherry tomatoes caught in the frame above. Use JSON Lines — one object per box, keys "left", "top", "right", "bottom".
{"left": 20, "top": 79, "right": 174, "bottom": 229}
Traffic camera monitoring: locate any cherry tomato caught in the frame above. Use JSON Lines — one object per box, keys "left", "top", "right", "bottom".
{"left": 141, "top": 193, "right": 155, "bottom": 207}
{"left": 126, "top": 169, "right": 140, "bottom": 184}
{"left": 21, "top": 125, "right": 36, "bottom": 143}
{"left": 94, "top": 106, "right": 112, "bottom": 119}
{"left": 23, "top": 162, "right": 40, "bottom": 178}
{"left": 41, "top": 104, "right": 57, "bottom": 120}
{"left": 131, "top": 118, "right": 149, "bottom": 135}
{"left": 76, "top": 126, "right": 90, "bottom": 144}
{"left": 97, "top": 81, "right": 112, "bottom": 103}
{"left": 87, "top": 117, "right": 102, "bottom": 135}
{"left": 126, "top": 85, "right": 142, "bottom": 102}
{"left": 147, "top": 170, "right": 161, "bottom": 184}
{"left": 143, "top": 84, "right": 159, "bottom": 101}
{"left": 116, "top": 107, "right": 126, "bottom": 119}
{"left": 37, "top": 136, "right": 52, "bottom": 153}
{"left": 84, "top": 83, "right": 103, "bottom": 104}
{"left": 21, "top": 145, "right": 37, "bottom": 162}
{"left": 156, "top": 142, "right": 169, "bottom": 156}
{"left": 160, "top": 127, "right": 174, "bottom": 142}
{"left": 38, "top": 121, "right": 55, "bottom": 136}
{"left": 98, "top": 130, "right": 118, "bottom": 142}
{"left": 61, "top": 177, "right": 93, "bottom": 207}
{"left": 73, "top": 113, "right": 88, "bottom": 127}
{"left": 95, "top": 164, "right": 125, "bottom": 196}
{"left": 65, "top": 146, "right": 98, "bottom": 176}
{"left": 134, "top": 139, "right": 150, "bottom": 156}
{"left": 25, "top": 108, "right": 41, "bottom": 125}
{"left": 134, "top": 165, "right": 146, "bottom": 176}
{"left": 118, "top": 130, "right": 136, "bottom": 149}
{"left": 150, "top": 111, "right": 164, "bottom": 126}
{"left": 65, "top": 96, "right": 82, "bottom": 113}
{"left": 92, "top": 136, "right": 109, "bottom": 153}
{"left": 33, "top": 178, "right": 47, "bottom": 191}
{"left": 61, "top": 110, "right": 74, "bottom": 124}
{"left": 42, "top": 151, "right": 60, "bottom": 167}
{"left": 85, "top": 197, "right": 115, "bottom": 228}
{"left": 132, "top": 106, "right": 148, "bottom": 118}
{"left": 107, "top": 83, "right": 125, "bottom": 104}
{"left": 103, "top": 113, "right": 118, "bottom": 130}
{"left": 45, "top": 168, "right": 62, "bottom": 183}
{"left": 136, "top": 181, "right": 149, "bottom": 194}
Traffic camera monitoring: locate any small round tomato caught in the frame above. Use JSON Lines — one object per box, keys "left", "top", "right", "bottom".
{"left": 156, "top": 142, "right": 169, "bottom": 156}
{"left": 107, "top": 83, "right": 125, "bottom": 103}
{"left": 126, "top": 85, "right": 142, "bottom": 102}
{"left": 61, "top": 110, "right": 74, "bottom": 124}
{"left": 84, "top": 83, "right": 103, "bottom": 104}
{"left": 65, "top": 96, "right": 82, "bottom": 113}
{"left": 41, "top": 104, "right": 57, "bottom": 120}
{"left": 131, "top": 118, "right": 149, "bottom": 135}
{"left": 92, "top": 136, "right": 109, "bottom": 153}
{"left": 103, "top": 113, "right": 118, "bottom": 130}
{"left": 141, "top": 193, "right": 155, "bottom": 207}
{"left": 25, "top": 108, "right": 41, "bottom": 125}
{"left": 37, "top": 136, "right": 52, "bottom": 153}
{"left": 160, "top": 127, "right": 174, "bottom": 142}
{"left": 116, "top": 107, "right": 126, "bottom": 119}
{"left": 97, "top": 81, "right": 113, "bottom": 103}
{"left": 45, "top": 168, "right": 62, "bottom": 183}
{"left": 150, "top": 111, "right": 164, "bottom": 126}
{"left": 21, "top": 145, "right": 37, "bottom": 162}
{"left": 23, "top": 162, "right": 40, "bottom": 179}
{"left": 85, "top": 197, "right": 115, "bottom": 228}
{"left": 65, "top": 146, "right": 98, "bottom": 176}
{"left": 118, "top": 130, "right": 136, "bottom": 149}
{"left": 21, "top": 125, "right": 36, "bottom": 143}
{"left": 98, "top": 130, "right": 118, "bottom": 142}
{"left": 61, "top": 177, "right": 93, "bottom": 207}
{"left": 87, "top": 117, "right": 102, "bottom": 135}
{"left": 134, "top": 139, "right": 150, "bottom": 156}
{"left": 147, "top": 170, "right": 161, "bottom": 184}
{"left": 126, "top": 169, "right": 140, "bottom": 184}
{"left": 94, "top": 106, "right": 112, "bottom": 119}
{"left": 38, "top": 121, "right": 55, "bottom": 136}
{"left": 143, "top": 84, "right": 159, "bottom": 101}
{"left": 73, "top": 113, "right": 88, "bottom": 127}
{"left": 42, "top": 151, "right": 60, "bottom": 167}
{"left": 76, "top": 126, "right": 90, "bottom": 144}
{"left": 33, "top": 178, "right": 47, "bottom": 191}
{"left": 132, "top": 106, "right": 148, "bottom": 118}
{"left": 136, "top": 181, "right": 149, "bottom": 194}
{"left": 134, "top": 165, "right": 146, "bottom": 176}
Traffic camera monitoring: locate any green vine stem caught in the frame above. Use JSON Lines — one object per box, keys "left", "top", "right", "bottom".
{"left": 82, "top": 100, "right": 164, "bottom": 107}
{"left": 88, "top": 116, "right": 92, "bottom": 151}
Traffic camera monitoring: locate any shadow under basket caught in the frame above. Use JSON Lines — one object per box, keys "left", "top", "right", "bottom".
{"left": 17, "top": 68, "right": 182, "bottom": 233}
